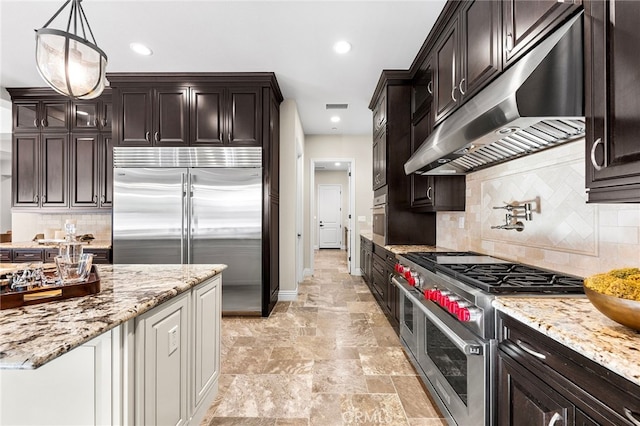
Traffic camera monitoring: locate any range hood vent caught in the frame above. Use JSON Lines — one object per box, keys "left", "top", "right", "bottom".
{"left": 405, "top": 12, "right": 584, "bottom": 176}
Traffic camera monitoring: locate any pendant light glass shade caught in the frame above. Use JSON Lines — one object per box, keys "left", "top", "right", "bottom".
{"left": 35, "top": 0, "right": 107, "bottom": 100}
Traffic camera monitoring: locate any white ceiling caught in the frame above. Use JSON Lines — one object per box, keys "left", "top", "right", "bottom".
{"left": 0, "top": 0, "right": 446, "bottom": 135}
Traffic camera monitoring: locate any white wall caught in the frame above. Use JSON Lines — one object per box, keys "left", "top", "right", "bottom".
{"left": 279, "top": 99, "right": 305, "bottom": 295}
{"left": 437, "top": 139, "right": 640, "bottom": 278}
{"left": 314, "top": 170, "right": 349, "bottom": 248}
{"left": 1, "top": 97, "right": 12, "bottom": 233}
{"left": 304, "top": 135, "right": 372, "bottom": 271}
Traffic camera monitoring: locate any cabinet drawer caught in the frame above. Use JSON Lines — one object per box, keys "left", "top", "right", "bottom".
{"left": 499, "top": 313, "right": 640, "bottom": 425}
{"left": 12, "top": 249, "right": 44, "bottom": 262}
{"left": 84, "top": 248, "right": 111, "bottom": 264}
{"left": 0, "top": 249, "right": 12, "bottom": 262}
{"left": 44, "top": 248, "right": 59, "bottom": 263}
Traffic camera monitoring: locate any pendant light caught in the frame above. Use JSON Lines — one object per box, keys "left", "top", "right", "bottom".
{"left": 35, "top": 0, "right": 108, "bottom": 100}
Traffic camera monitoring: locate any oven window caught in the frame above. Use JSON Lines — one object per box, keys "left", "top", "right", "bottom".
{"left": 425, "top": 318, "right": 468, "bottom": 405}
{"left": 403, "top": 296, "right": 414, "bottom": 334}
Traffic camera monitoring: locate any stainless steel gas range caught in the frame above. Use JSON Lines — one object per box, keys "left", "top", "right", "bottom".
{"left": 392, "top": 252, "right": 584, "bottom": 426}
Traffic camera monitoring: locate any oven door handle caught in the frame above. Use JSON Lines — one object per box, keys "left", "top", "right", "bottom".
{"left": 422, "top": 304, "right": 484, "bottom": 356}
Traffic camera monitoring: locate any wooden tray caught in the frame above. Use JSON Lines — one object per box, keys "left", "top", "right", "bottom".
{"left": 0, "top": 266, "right": 100, "bottom": 310}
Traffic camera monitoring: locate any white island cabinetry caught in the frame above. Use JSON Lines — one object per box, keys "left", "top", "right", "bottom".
{"left": 0, "top": 270, "right": 222, "bottom": 426}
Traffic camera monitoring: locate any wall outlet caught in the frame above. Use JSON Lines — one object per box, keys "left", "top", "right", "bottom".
{"left": 458, "top": 217, "right": 465, "bottom": 229}
{"left": 168, "top": 325, "right": 179, "bottom": 355}
{"left": 358, "top": 216, "right": 366, "bottom": 222}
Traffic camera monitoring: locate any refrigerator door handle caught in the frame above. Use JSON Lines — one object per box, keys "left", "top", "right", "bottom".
{"left": 187, "top": 172, "right": 193, "bottom": 264}
{"left": 181, "top": 173, "right": 187, "bottom": 264}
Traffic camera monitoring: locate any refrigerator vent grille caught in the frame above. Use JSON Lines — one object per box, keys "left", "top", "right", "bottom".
{"left": 113, "top": 147, "right": 262, "bottom": 168}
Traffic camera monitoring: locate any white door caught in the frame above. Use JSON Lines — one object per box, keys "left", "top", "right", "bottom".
{"left": 318, "top": 184, "right": 342, "bottom": 249}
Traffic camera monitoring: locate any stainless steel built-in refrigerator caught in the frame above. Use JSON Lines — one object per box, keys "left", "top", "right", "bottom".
{"left": 112, "top": 147, "right": 262, "bottom": 314}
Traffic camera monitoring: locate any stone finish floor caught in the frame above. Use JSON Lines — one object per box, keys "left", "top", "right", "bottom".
{"left": 202, "top": 249, "right": 447, "bottom": 425}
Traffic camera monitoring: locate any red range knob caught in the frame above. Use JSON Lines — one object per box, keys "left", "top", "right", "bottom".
{"left": 448, "top": 299, "right": 460, "bottom": 315}
{"left": 404, "top": 270, "right": 412, "bottom": 280}
{"left": 408, "top": 276, "right": 416, "bottom": 286}
{"left": 457, "top": 307, "right": 470, "bottom": 322}
{"left": 424, "top": 288, "right": 437, "bottom": 301}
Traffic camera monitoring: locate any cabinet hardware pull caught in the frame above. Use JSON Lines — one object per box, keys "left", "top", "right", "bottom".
{"left": 624, "top": 408, "right": 640, "bottom": 426}
{"left": 459, "top": 79, "right": 466, "bottom": 95}
{"left": 145, "top": 132, "right": 150, "bottom": 142}
{"left": 426, "top": 186, "right": 432, "bottom": 200}
{"left": 33, "top": 119, "right": 38, "bottom": 128}
{"left": 42, "top": 194, "right": 46, "bottom": 202}
{"left": 93, "top": 195, "right": 98, "bottom": 203}
{"left": 219, "top": 132, "right": 223, "bottom": 142}
{"left": 516, "top": 339, "right": 546, "bottom": 360}
{"left": 548, "top": 412, "right": 562, "bottom": 426}
{"left": 34, "top": 195, "right": 39, "bottom": 203}
{"left": 23, "top": 254, "right": 34, "bottom": 258}
{"left": 154, "top": 132, "right": 160, "bottom": 142}
{"left": 41, "top": 119, "right": 47, "bottom": 127}
{"left": 590, "top": 138, "right": 604, "bottom": 171}
{"left": 93, "top": 119, "right": 97, "bottom": 127}
{"left": 228, "top": 132, "right": 231, "bottom": 142}
{"left": 100, "top": 195, "right": 105, "bottom": 204}
{"left": 506, "top": 33, "right": 514, "bottom": 52}
{"left": 101, "top": 118, "right": 107, "bottom": 127}
{"left": 427, "top": 81, "right": 433, "bottom": 95}
{"left": 451, "top": 87, "right": 458, "bottom": 102}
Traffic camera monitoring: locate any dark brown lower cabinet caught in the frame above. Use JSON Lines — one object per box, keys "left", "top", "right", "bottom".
{"left": 7, "top": 248, "right": 112, "bottom": 264}
{"left": 367, "top": 241, "right": 400, "bottom": 333}
{"left": 498, "top": 313, "right": 640, "bottom": 426}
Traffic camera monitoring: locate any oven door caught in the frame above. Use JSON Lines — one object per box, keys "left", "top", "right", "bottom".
{"left": 417, "top": 301, "right": 492, "bottom": 426}
{"left": 396, "top": 279, "right": 419, "bottom": 357}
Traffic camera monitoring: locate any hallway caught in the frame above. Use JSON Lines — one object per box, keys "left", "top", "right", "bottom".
{"left": 202, "top": 249, "right": 446, "bottom": 425}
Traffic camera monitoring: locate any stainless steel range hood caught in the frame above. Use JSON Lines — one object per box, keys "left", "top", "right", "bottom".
{"left": 405, "top": 12, "right": 584, "bottom": 176}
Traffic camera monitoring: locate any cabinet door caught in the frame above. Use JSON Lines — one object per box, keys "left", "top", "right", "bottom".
{"left": 373, "top": 90, "right": 387, "bottom": 135}
{"left": 71, "top": 101, "right": 99, "bottom": 131}
{"left": 41, "top": 102, "right": 68, "bottom": 130}
{"left": 100, "top": 99, "right": 112, "bottom": 132}
{"left": 410, "top": 109, "right": 434, "bottom": 209}
{"left": 435, "top": 18, "right": 459, "bottom": 123}
{"left": 41, "top": 133, "right": 68, "bottom": 207}
{"left": 191, "top": 87, "right": 225, "bottom": 145}
{"left": 460, "top": 0, "right": 501, "bottom": 100}
{"left": 117, "top": 88, "right": 153, "bottom": 146}
{"left": 585, "top": 0, "right": 640, "bottom": 202}
{"left": 227, "top": 88, "right": 261, "bottom": 146}
{"left": 192, "top": 277, "right": 221, "bottom": 410}
{"left": 373, "top": 130, "right": 387, "bottom": 190}
{"left": 498, "top": 351, "right": 574, "bottom": 426}
{"left": 139, "top": 292, "right": 189, "bottom": 426}
{"left": 154, "top": 87, "right": 189, "bottom": 146}
{"left": 412, "top": 54, "right": 434, "bottom": 120}
{"left": 99, "top": 135, "right": 113, "bottom": 208}
{"left": 13, "top": 102, "right": 39, "bottom": 132}
{"left": 70, "top": 134, "right": 99, "bottom": 208}
{"left": 12, "top": 134, "right": 40, "bottom": 207}
{"left": 502, "top": 0, "right": 580, "bottom": 67}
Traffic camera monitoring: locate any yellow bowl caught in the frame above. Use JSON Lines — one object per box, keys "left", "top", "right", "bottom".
{"left": 584, "top": 286, "right": 640, "bottom": 331}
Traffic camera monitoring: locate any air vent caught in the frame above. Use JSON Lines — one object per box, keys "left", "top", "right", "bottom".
{"left": 325, "top": 103, "right": 348, "bottom": 110}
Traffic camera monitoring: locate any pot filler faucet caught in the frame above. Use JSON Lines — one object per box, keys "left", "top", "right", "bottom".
{"left": 491, "top": 200, "right": 536, "bottom": 232}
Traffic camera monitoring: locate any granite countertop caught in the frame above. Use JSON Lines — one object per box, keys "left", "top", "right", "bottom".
{"left": 358, "top": 231, "right": 443, "bottom": 255}
{"left": 0, "top": 263, "right": 226, "bottom": 370}
{"left": 1, "top": 240, "right": 112, "bottom": 250}
{"left": 494, "top": 297, "right": 640, "bottom": 387}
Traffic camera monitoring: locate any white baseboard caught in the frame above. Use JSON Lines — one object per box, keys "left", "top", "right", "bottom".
{"left": 354, "top": 268, "right": 363, "bottom": 276}
{"left": 303, "top": 268, "right": 313, "bottom": 277}
{"left": 278, "top": 289, "right": 298, "bottom": 301}
{"left": 313, "top": 244, "right": 319, "bottom": 250}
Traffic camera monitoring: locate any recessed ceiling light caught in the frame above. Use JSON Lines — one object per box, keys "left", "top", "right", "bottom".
{"left": 130, "top": 42, "right": 153, "bottom": 56}
{"left": 330, "top": 116, "right": 341, "bottom": 123}
{"left": 335, "top": 162, "right": 341, "bottom": 167}
{"left": 333, "top": 40, "right": 352, "bottom": 54}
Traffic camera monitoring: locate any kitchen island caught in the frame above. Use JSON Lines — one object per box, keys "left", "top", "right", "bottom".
{"left": 0, "top": 263, "right": 225, "bottom": 426}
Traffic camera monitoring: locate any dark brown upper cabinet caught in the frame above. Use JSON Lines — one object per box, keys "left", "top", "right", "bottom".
{"left": 69, "top": 133, "right": 112, "bottom": 209}
{"left": 13, "top": 132, "right": 68, "bottom": 208}
{"left": 373, "top": 128, "right": 387, "bottom": 190}
{"left": 71, "top": 96, "right": 112, "bottom": 132}
{"left": 191, "top": 87, "right": 262, "bottom": 146}
{"left": 411, "top": 55, "right": 434, "bottom": 122}
{"left": 585, "top": 0, "right": 640, "bottom": 203}
{"left": 373, "top": 89, "right": 387, "bottom": 136}
{"left": 434, "top": 0, "right": 501, "bottom": 125}
{"left": 115, "top": 86, "right": 188, "bottom": 146}
{"left": 13, "top": 100, "right": 69, "bottom": 133}
{"left": 502, "top": 0, "right": 582, "bottom": 68}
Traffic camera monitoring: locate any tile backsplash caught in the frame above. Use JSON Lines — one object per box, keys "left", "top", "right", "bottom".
{"left": 437, "top": 139, "right": 640, "bottom": 278}
{"left": 11, "top": 212, "right": 112, "bottom": 242}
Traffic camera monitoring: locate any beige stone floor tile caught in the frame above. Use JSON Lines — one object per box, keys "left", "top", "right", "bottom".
{"left": 206, "top": 250, "right": 445, "bottom": 425}
{"left": 365, "top": 375, "right": 396, "bottom": 393}
{"left": 392, "top": 375, "right": 443, "bottom": 419}
{"left": 213, "top": 374, "right": 312, "bottom": 418}
{"left": 359, "top": 347, "right": 418, "bottom": 375}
